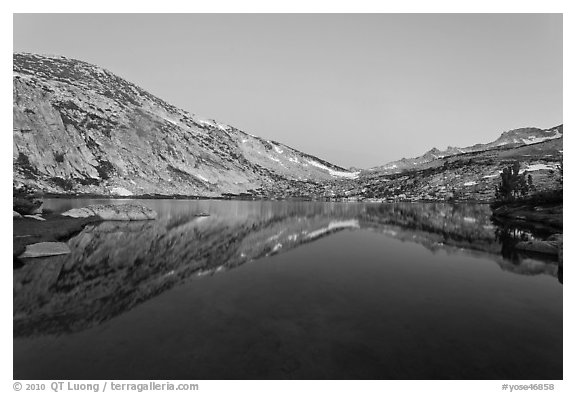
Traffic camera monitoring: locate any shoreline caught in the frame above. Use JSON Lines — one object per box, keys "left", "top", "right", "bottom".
{"left": 38, "top": 192, "right": 494, "bottom": 204}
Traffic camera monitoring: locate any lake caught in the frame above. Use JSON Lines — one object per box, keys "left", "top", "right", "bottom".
{"left": 13, "top": 199, "right": 562, "bottom": 380}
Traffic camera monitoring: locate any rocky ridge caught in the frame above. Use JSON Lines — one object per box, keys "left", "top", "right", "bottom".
{"left": 371, "top": 125, "right": 563, "bottom": 174}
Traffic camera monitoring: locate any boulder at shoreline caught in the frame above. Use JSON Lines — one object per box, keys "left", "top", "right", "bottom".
{"left": 61, "top": 204, "right": 158, "bottom": 221}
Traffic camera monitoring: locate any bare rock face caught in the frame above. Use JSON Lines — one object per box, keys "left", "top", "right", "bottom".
{"left": 19, "top": 242, "right": 71, "bottom": 258}
{"left": 13, "top": 53, "right": 356, "bottom": 198}
{"left": 61, "top": 204, "right": 158, "bottom": 221}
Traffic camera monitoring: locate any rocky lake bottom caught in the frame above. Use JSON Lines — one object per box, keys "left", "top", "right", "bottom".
{"left": 13, "top": 199, "right": 562, "bottom": 379}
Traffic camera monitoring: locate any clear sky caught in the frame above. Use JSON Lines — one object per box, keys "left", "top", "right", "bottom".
{"left": 13, "top": 13, "right": 562, "bottom": 168}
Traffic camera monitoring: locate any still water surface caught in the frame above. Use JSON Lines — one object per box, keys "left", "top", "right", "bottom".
{"left": 13, "top": 200, "right": 562, "bottom": 379}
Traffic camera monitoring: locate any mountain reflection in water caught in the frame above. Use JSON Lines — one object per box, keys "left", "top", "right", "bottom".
{"left": 14, "top": 200, "right": 560, "bottom": 337}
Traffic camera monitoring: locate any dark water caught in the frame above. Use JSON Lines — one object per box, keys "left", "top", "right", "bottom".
{"left": 13, "top": 200, "right": 562, "bottom": 379}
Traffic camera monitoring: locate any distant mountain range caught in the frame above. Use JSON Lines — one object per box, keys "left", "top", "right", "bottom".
{"left": 13, "top": 53, "right": 563, "bottom": 201}
{"left": 370, "top": 125, "right": 563, "bottom": 174}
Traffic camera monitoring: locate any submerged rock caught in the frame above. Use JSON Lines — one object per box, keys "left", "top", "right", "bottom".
{"left": 19, "top": 242, "right": 71, "bottom": 258}
{"left": 61, "top": 204, "right": 157, "bottom": 221}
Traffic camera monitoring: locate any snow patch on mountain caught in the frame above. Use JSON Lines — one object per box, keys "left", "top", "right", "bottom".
{"left": 521, "top": 130, "right": 562, "bottom": 145}
{"left": 525, "top": 163, "right": 556, "bottom": 172}
{"left": 195, "top": 174, "right": 210, "bottom": 182}
{"left": 306, "top": 159, "right": 359, "bottom": 179}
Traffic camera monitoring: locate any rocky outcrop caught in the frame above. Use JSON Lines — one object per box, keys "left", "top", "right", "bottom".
{"left": 61, "top": 204, "right": 157, "bottom": 220}
{"left": 19, "top": 242, "right": 71, "bottom": 258}
{"left": 14, "top": 183, "right": 44, "bottom": 217}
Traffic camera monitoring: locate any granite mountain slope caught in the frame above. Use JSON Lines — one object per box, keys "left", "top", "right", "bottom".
{"left": 13, "top": 53, "right": 358, "bottom": 197}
